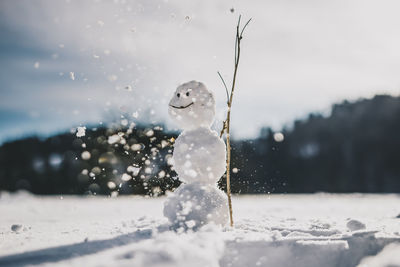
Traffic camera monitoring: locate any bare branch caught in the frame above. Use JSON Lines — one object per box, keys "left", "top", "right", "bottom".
{"left": 240, "top": 18, "right": 252, "bottom": 37}
{"left": 219, "top": 120, "right": 226, "bottom": 138}
{"left": 219, "top": 15, "right": 251, "bottom": 227}
{"left": 217, "top": 71, "right": 230, "bottom": 104}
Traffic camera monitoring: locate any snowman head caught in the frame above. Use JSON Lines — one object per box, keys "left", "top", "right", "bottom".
{"left": 168, "top": 81, "right": 215, "bottom": 130}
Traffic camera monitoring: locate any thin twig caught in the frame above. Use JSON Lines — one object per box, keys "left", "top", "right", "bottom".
{"left": 217, "top": 71, "right": 230, "bottom": 105}
{"left": 219, "top": 15, "right": 251, "bottom": 227}
{"left": 240, "top": 18, "right": 252, "bottom": 38}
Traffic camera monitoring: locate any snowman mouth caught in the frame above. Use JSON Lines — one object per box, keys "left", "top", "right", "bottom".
{"left": 169, "top": 102, "right": 194, "bottom": 109}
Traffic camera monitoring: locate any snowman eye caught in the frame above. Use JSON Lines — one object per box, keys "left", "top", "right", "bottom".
{"left": 186, "top": 92, "right": 190, "bottom": 97}
{"left": 177, "top": 93, "right": 180, "bottom": 98}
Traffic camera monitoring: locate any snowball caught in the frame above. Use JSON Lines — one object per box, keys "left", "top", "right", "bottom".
{"left": 173, "top": 127, "right": 226, "bottom": 184}
{"left": 168, "top": 81, "right": 216, "bottom": 130}
{"left": 76, "top": 126, "right": 86, "bottom": 137}
{"left": 163, "top": 183, "right": 228, "bottom": 229}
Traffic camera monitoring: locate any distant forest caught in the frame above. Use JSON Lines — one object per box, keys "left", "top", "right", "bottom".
{"left": 1, "top": 94, "right": 400, "bottom": 195}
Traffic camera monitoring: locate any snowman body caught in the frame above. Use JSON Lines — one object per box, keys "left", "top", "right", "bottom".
{"left": 163, "top": 81, "right": 228, "bottom": 229}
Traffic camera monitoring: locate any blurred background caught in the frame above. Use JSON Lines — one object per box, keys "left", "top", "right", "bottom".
{"left": 1, "top": 0, "right": 400, "bottom": 195}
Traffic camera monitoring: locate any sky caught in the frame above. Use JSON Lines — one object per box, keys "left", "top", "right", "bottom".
{"left": 1, "top": 0, "right": 400, "bottom": 143}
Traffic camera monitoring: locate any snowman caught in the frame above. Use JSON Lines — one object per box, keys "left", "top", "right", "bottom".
{"left": 163, "top": 81, "right": 228, "bottom": 229}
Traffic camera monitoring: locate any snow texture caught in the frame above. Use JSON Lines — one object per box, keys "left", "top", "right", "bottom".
{"left": 165, "top": 81, "right": 228, "bottom": 229}
{"left": 347, "top": 219, "right": 366, "bottom": 231}
{"left": 357, "top": 243, "right": 400, "bottom": 267}
{"left": 0, "top": 193, "right": 399, "bottom": 267}
{"left": 163, "top": 183, "right": 228, "bottom": 230}
{"left": 173, "top": 127, "right": 226, "bottom": 184}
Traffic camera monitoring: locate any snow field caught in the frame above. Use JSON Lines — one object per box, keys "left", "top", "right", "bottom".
{"left": 0, "top": 192, "right": 399, "bottom": 267}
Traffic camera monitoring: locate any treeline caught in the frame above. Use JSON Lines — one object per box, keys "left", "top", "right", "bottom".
{"left": 1, "top": 94, "right": 400, "bottom": 195}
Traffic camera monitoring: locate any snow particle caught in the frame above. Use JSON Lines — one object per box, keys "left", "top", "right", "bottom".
{"left": 145, "top": 129, "right": 154, "bottom": 137}
{"left": 70, "top": 72, "right": 75, "bottom": 81}
{"left": 127, "top": 166, "right": 141, "bottom": 176}
{"left": 273, "top": 132, "right": 285, "bottom": 142}
{"left": 107, "top": 181, "right": 116, "bottom": 189}
{"left": 121, "top": 173, "right": 132, "bottom": 181}
{"left": 108, "top": 134, "right": 120, "bottom": 145}
{"left": 158, "top": 170, "right": 166, "bottom": 178}
{"left": 132, "top": 111, "right": 139, "bottom": 118}
{"left": 161, "top": 140, "right": 169, "bottom": 148}
{"left": 81, "top": 151, "right": 91, "bottom": 160}
{"left": 34, "top": 62, "right": 40, "bottom": 69}
{"left": 76, "top": 126, "right": 86, "bottom": 137}
{"left": 232, "top": 167, "right": 239, "bottom": 173}
{"left": 131, "top": 143, "right": 143, "bottom": 151}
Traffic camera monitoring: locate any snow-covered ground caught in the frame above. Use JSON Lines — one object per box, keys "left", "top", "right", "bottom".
{"left": 1, "top": 192, "right": 399, "bottom": 267}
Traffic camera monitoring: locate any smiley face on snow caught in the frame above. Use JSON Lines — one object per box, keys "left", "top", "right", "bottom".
{"left": 168, "top": 81, "right": 216, "bottom": 130}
